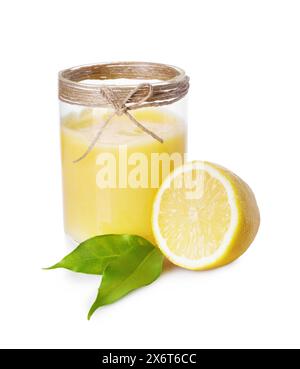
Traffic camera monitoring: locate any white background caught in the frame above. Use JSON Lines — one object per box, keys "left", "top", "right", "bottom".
{"left": 0, "top": 0, "right": 299, "bottom": 349}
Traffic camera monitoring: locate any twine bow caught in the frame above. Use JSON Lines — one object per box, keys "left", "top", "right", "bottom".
{"left": 73, "top": 83, "right": 164, "bottom": 163}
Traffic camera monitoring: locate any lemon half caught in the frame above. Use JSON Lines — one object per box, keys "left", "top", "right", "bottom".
{"left": 152, "top": 161, "right": 260, "bottom": 270}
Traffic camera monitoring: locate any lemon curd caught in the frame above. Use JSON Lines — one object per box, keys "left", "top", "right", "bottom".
{"left": 61, "top": 109, "right": 186, "bottom": 243}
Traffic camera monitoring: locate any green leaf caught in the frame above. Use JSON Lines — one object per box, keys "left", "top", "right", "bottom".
{"left": 45, "top": 234, "right": 143, "bottom": 275}
{"left": 88, "top": 240, "right": 164, "bottom": 319}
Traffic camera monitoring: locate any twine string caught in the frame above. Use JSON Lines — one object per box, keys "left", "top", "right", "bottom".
{"left": 59, "top": 62, "right": 189, "bottom": 109}
{"left": 73, "top": 83, "right": 163, "bottom": 163}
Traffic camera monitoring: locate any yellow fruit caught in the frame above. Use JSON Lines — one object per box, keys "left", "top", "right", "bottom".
{"left": 152, "top": 161, "right": 260, "bottom": 270}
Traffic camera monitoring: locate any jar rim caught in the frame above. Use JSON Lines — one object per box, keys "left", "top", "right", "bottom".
{"left": 59, "top": 61, "right": 187, "bottom": 88}
{"left": 59, "top": 61, "right": 189, "bottom": 108}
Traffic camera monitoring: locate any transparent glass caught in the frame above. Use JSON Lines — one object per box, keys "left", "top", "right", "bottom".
{"left": 60, "top": 98, "right": 187, "bottom": 244}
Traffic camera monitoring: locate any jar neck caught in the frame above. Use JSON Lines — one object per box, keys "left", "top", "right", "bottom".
{"left": 58, "top": 62, "right": 189, "bottom": 108}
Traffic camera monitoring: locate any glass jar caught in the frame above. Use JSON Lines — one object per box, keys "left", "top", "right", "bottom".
{"left": 59, "top": 62, "right": 189, "bottom": 244}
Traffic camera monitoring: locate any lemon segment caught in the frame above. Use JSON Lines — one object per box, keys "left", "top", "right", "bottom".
{"left": 152, "top": 161, "right": 260, "bottom": 270}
